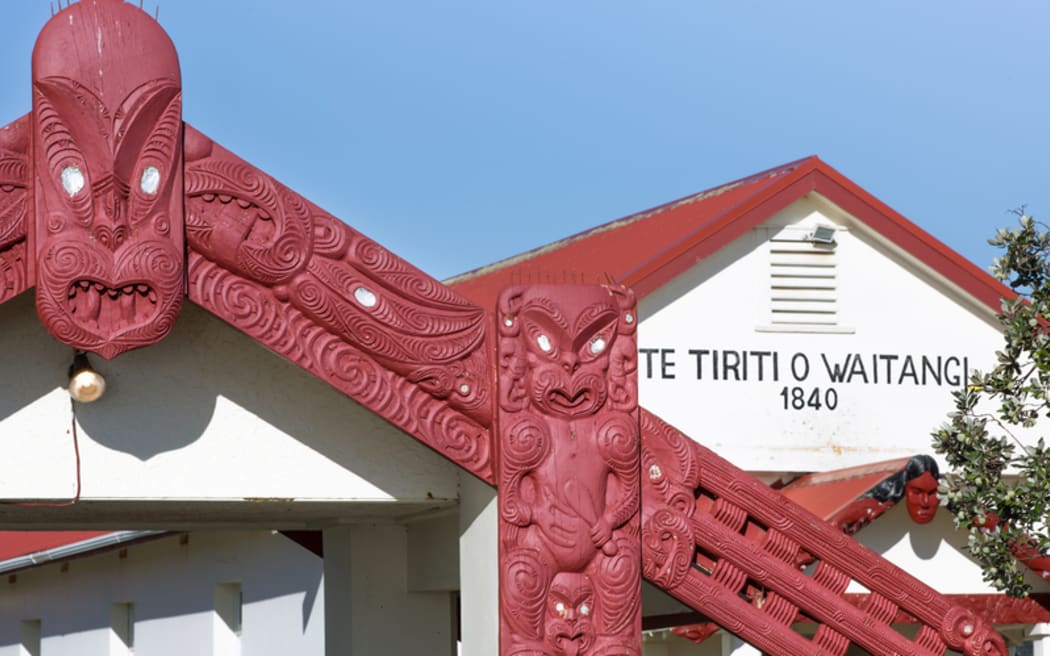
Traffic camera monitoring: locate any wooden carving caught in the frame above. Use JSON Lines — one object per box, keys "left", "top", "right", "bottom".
{"left": 826, "top": 455, "right": 940, "bottom": 534}
{"left": 31, "top": 0, "right": 184, "bottom": 359}
{"left": 0, "top": 115, "right": 30, "bottom": 303}
{"left": 184, "top": 126, "right": 493, "bottom": 481}
{"left": 497, "top": 284, "right": 641, "bottom": 655}
{"left": 640, "top": 409, "right": 1006, "bottom": 656}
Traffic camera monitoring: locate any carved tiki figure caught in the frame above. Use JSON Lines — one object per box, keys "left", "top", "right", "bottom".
{"left": 32, "top": 0, "right": 184, "bottom": 358}
{"left": 498, "top": 285, "right": 641, "bottom": 656}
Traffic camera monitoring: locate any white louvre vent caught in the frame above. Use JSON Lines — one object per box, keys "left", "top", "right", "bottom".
{"left": 768, "top": 231, "right": 838, "bottom": 327}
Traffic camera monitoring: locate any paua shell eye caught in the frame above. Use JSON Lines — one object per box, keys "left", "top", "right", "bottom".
{"left": 536, "top": 334, "right": 552, "bottom": 353}
{"left": 140, "top": 166, "right": 160, "bottom": 194}
{"left": 588, "top": 336, "right": 606, "bottom": 355}
{"left": 61, "top": 166, "right": 84, "bottom": 196}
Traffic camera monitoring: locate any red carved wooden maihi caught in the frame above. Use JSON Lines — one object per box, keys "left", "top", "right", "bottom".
{"left": 497, "top": 285, "right": 641, "bottom": 655}
{"left": 641, "top": 409, "right": 1004, "bottom": 656}
{"left": 0, "top": 3, "right": 1011, "bottom": 655}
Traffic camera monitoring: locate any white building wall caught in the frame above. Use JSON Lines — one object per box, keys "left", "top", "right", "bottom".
{"left": 0, "top": 531, "right": 324, "bottom": 656}
{"left": 638, "top": 194, "right": 1006, "bottom": 474}
{"left": 0, "top": 294, "right": 458, "bottom": 508}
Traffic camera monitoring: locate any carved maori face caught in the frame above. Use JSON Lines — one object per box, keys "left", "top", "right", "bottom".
{"left": 905, "top": 471, "right": 938, "bottom": 524}
{"left": 32, "top": 0, "right": 184, "bottom": 358}
{"left": 515, "top": 287, "right": 620, "bottom": 419}
{"left": 544, "top": 572, "right": 596, "bottom": 656}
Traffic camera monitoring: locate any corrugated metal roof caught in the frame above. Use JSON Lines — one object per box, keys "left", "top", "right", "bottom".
{"left": 448, "top": 156, "right": 1013, "bottom": 315}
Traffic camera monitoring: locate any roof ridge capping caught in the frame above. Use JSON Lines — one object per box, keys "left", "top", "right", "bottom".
{"left": 444, "top": 156, "right": 816, "bottom": 285}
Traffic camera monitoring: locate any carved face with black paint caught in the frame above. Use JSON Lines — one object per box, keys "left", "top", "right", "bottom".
{"left": 32, "top": 0, "right": 184, "bottom": 358}
{"left": 518, "top": 287, "right": 619, "bottom": 419}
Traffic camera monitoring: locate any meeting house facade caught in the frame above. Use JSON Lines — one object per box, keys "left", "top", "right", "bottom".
{"left": 0, "top": 2, "right": 1044, "bottom": 655}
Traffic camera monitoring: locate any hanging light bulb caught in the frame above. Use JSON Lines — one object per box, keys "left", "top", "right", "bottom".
{"left": 68, "top": 352, "right": 106, "bottom": 403}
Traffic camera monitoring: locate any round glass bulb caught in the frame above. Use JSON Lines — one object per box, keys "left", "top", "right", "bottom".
{"left": 69, "top": 369, "right": 106, "bottom": 403}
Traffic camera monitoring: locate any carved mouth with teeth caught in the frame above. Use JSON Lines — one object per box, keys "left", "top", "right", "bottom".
{"left": 67, "top": 279, "right": 158, "bottom": 331}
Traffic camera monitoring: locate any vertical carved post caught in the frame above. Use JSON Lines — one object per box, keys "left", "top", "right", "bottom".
{"left": 497, "top": 284, "right": 641, "bottom": 656}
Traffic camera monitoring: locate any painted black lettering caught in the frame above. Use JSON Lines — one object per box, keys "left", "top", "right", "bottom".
{"left": 688, "top": 349, "right": 708, "bottom": 380}
{"left": 660, "top": 349, "right": 676, "bottom": 379}
{"left": 921, "top": 356, "right": 941, "bottom": 386}
{"left": 821, "top": 353, "right": 850, "bottom": 383}
{"left": 878, "top": 354, "right": 898, "bottom": 383}
{"left": 790, "top": 353, "right": 810, "bottom": 381}
{"left": 944, "top": 356, "right": 961, "bottom": 386}
{"left": 898, "top": 355, "right": 919, "bottom": 385}
{"left": 752, "top": 351, "right": 772, "bottom": 381}
{"left": 639, "top": 348, "right": 659, "bottom": 379}
{"left": 847, "top": 353, "right": 869, "bottom": 383}
{"left": 723, "top": 351, "right": 742, "bottom": 381}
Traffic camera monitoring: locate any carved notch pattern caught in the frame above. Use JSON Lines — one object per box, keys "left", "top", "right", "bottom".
{"left": 497, "top": 284, "right": 641, "bottom": 656}
{"left": 0, "top": 115, "right": 30, "bottom": 303}
{"left": 184, "top": 125, "right": 492, "bottom": 481}
{"left": 640, "top": 409, "right": 1007, "bottom": 656}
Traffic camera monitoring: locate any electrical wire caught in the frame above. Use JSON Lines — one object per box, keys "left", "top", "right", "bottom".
{"left": 1, "top": 397, "right": 82, "bottom": 508}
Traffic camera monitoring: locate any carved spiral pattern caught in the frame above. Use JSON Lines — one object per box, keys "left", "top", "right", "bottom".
{"left": 348, "top": 235, "right": 477, "bottom": 309}
{"left": 597, "top": 415, "right": 639, "bottom": 472}
{"left": 407, "top": 365, "right": 454, "bottom": 398}
{"left": 0, "top": 156, "right": 26, "bottom": 249}
{"left": 941, "top": 606, "right": 978, "bottom": 647}
{"left": 311, "top": 212, "right": 350, "bottom": 257}
{"left": 597, "top": 536, "right": 641, "bottom": 636}
{"left": 0, "top": 242, "right": 28, "bottom": 303}
{"left": 501, "top": 547, "right": 551, "bottom": 640}
{"left": 184, "top": 124, "right": 493, "bottom": 455}
{"left": 295, "top": 259, "right": 485, "bottom": 368}
{"left": 430, "top": 404, "right": 489, "bottom": 472}
{"left": 185, "top": 159, "right": 311, "bottom": 283}
{"left": 641, "top": 509, "right": 693, "bottom": 590}
{"left": 188, "top": 253, "right": 493, "bottom": 482}
{"left": 504, "top": 416, "right": 551, "bottom": 470}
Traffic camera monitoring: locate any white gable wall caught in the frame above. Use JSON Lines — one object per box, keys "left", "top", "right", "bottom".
{"left": 638, "top": 193, "right": 1004, "bottom": 474}
{"left": 0, "top": 294, "right": 459, "bottom": 520}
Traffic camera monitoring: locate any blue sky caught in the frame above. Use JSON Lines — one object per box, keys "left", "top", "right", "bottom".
{"left": 2, "top": 1, "right": 1048, "bottom": 281}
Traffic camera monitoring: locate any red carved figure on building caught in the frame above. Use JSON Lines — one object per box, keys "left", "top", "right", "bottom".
{"left": 905, "top": 468, "right": 939, "bottom": 524}
{"left": 498, "top": 284, "right": 640, "bottom": 656}
{"left": 825, "top": 455, "right": 941, "bottom": 534}
{"left": 32, "top": 0, "right": 185, "bottom": 358}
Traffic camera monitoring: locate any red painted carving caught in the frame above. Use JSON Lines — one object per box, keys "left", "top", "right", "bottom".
{"left": 183, "top": 126, "right": 493, "bottom": 481}
{"left": 823, "top": 455, "right": 941, "bottom": 536}
{"left": 906, "top": 469, "right": 939, "bottom": 524}
{"left": 0, "top": 115, "right": 31, "bottom": 302}
{"left": 497, "top": 284, "right": 640, "bottom": 655}
{"left": 640, "top": 409, "right": 1006, "bottom": 656}
{"left": 31, "top": 1, "right": 184, "bottom": 359}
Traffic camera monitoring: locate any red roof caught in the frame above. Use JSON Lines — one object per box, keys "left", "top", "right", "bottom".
{"left": 0, "top": 531, "right": 110, "bottom": 561}
{"left": 779, "top": 457, "right": 910, "bottom": 522}
{"left": 448, "top": 156, "right": 1013, "bottom": 314}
